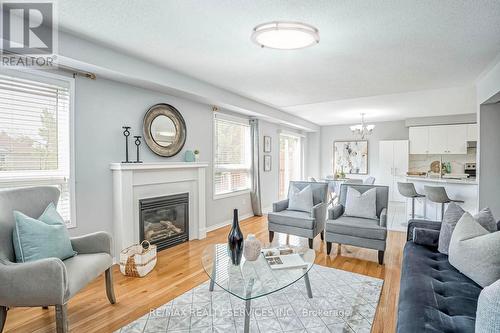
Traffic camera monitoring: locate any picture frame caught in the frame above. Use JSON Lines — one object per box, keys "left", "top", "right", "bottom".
{"left": 263, "top": 136, "right": 272, "bottom": 153}
{"left": 333, "top": 140, "right": 368, "bottom": 175}
{"left": 264, "top": 155, "right": 272, "bottom": 172}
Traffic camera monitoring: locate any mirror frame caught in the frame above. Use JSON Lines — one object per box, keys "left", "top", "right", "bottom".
{"left": 143, "top": 103, "right": 186, "bottom": 157}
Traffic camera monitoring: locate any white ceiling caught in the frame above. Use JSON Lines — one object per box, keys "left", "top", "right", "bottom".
{"left": 55, "top": 0, "right": 500, "bottom": 124}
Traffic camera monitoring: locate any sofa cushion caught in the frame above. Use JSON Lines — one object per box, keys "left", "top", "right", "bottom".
{"left": 268, "top": 210, "right": 314, "bottom": 229}
{"left": 287, "top": 184, "right": 313, "bottom": 213}
{"left": 64, "top": 252, "right": 113, "bottom": 298}
{"left": 448, "top": 212, "right": 500, "bottom": 288}
{"left": 344, "top": 187, "right": 377, "bottom": 220}
{"left": 397, "top": 241, "right": 482, "bottom": 333}
{"left": 438, "top": 202, "right": 465, "bottom": 254}
{"left": 325, "top": 216, "right": 386, "bottom": 240}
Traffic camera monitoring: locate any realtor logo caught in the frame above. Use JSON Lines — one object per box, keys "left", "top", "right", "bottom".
{"left": 2, "top": 2, "right": 53, "bottom": 54}
{"left": 1, "top": 1, "right": 56, "bottom": 67}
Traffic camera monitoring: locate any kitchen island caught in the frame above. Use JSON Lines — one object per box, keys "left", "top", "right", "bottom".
{"left": 405, "top": 176, "right": 478, "bottom": 221}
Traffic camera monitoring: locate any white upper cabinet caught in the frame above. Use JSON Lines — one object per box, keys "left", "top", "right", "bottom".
{"left": 466, "top": 124, "right": 478, "bottom": 141}
{"left": 409, "top": 124, "right": 470, "bottom": 155}
{"left": 428, "top": 126, "right": 448, "bottom": 154}
{"left": 409, "top": 127, "right": 429, "bottom": 154}
{"left": 446, "top": 124, "right": 467, "bottom": 154}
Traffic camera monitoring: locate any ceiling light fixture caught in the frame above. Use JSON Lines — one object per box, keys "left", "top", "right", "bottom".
{"left": 350, "top": 113, "right": 375, "bottom": 139}
{"left": 251, "top": 21, "right": 320, "bottom": 50}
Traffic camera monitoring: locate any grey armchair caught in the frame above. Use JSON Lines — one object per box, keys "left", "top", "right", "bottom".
{"left": 0, "top": 186, "right": 116, "bottom": 333}
{"left": 268, "top": 181, "right": 328, "bottom": 249}
{"left": 325, "top": 184, "right": 389, "bottom": 264}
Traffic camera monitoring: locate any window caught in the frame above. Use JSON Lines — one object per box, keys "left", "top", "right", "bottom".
{"left": 0, "top": 71, "right": 74, "bottom": 226}
{"left": 279, "top": 132, "right": 303, "bottom": 199}
{"left": 213, "top": 114, "right": 251, "bottom": 198}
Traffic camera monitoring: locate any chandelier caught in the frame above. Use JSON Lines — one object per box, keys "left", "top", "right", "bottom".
{"left": 350, "top": 113, "right": 375, "bottom": 139}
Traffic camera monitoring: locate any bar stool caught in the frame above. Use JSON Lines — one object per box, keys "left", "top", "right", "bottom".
{"left": 397, "top": 182, "right": 425, "bottom": 219}
{"left": 424, "top": 186, "right": 464, "bottom": 221}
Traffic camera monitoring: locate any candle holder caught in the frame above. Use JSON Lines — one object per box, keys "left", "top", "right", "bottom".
{"left": 134, "top": 136, "right": 143, "bottom": 163}
{"left": 122, "top": 126, "right": 131, "bottom": 163}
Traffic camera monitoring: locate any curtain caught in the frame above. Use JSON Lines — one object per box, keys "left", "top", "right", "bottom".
{"left": 249, "top": 118, "right": 262, "bottom": 216}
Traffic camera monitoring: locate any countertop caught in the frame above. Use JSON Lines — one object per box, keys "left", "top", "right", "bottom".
{"left": 406, "top": 176, "right": 478, "bottom": 185}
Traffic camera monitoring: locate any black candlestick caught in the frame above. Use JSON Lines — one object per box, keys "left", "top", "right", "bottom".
{"left": 122, "top": 126, "right": 131, "bottom": 163}
{"left": 134, "top": 136, "right": 143, "bottom": 163}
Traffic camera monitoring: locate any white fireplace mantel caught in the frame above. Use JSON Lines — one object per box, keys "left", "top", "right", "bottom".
{"left": 110, "top": 162, "right": 208, "bottom": 259}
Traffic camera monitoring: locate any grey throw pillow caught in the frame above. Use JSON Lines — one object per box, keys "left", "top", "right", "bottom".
{"left": 287, "top": 185, "right": 313, "bottom": 213}
{"left": 476, "top": 279, "right": 500, "bottom": 333}
{"left": 474, "top": 207, "right": 498, "bottom": 232}
{"left": 448, "top": 212, "right": 500, "bottom": 288}
{"left": 437, "top": 202, "right": 465, "bottom": 254}
{"left": 344, "top": 187, "right": 377, "bottom": 220}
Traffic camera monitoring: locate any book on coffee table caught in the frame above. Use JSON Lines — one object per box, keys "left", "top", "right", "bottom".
{"left": 264, "top": 253, "right": 308, "bottom": 270}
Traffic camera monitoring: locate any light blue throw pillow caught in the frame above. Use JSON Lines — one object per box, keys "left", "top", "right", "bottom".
{"left": 287, "top": 185, "right": 314, "bottom": 213}
{"left": 13, "top": 203, "right": 76, "bottom": 263}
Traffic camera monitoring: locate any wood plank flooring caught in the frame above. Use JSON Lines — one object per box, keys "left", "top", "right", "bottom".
{"left": 4, "top": 215, "right": 406, "bottom": 333}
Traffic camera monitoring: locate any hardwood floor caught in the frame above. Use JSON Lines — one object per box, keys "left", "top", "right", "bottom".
{"left": 4, "top": 216, "right": 406, "bottom": 333}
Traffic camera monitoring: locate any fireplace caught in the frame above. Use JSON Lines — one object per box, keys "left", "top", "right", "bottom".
{"left": 139, "top": 193, "right": 189, "bottom": 251}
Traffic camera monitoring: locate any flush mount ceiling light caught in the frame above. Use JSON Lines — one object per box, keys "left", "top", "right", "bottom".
{"left": 251, "top": 21, "right": 320, "bottom": 50}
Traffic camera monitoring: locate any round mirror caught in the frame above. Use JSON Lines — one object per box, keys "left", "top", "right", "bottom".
{"left": 143, "top": 104, "right": 186, "bottom": 157}
{"left": 150, "top": 115, "right": 177, "bottom": 147}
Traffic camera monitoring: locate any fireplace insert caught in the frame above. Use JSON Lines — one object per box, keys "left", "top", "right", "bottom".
{"left": 139, "top": 193, "right": 189, "bottom": 251}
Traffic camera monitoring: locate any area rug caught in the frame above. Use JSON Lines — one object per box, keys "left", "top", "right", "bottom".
{"left": 116, "top": 265, "right": 383, "bottom": 333}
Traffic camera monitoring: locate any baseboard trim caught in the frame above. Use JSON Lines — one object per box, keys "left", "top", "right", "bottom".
{"left": 205, "top": 212, "right": 254, "bottom": 233}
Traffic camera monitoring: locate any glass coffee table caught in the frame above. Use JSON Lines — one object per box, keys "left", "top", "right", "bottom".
{"left": 201, "top": 243, "right": 315, "bottom": 333}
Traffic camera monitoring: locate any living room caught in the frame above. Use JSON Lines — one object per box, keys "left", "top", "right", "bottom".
{"left": 1, "top": 1, "right": 500, "bottom": 333}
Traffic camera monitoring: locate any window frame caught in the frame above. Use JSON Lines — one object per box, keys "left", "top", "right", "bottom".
{"left": 0, "top": 69, "right": 76, "bottom": 228}
{"left": 212, "top": 113, "right": 252, "bottom": 200}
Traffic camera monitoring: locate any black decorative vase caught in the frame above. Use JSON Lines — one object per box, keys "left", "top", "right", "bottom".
{"left": 228, "top": 209, "right": 244, "bottom": 265}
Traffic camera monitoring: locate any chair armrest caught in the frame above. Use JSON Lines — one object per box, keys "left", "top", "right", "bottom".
{"left": 379, "top": 208, "right": 388, "bottom": 228}
{"left": 328, "top": 204, "right": 344, "bottom": 220}
{"left": 71, "top": 231, "right": 112, "bottom": 255}
{"left": 272, "top": 199, "right": 289, "bottom": 212}
{"left": 311, "top": 202, "right": 327, "bottom": 221}
{"left": 412, "top": 228, "right": 440, "bottom": 248}
{"left": 407, "top": 219, "right": 441, "bottom": 241}
{"left": 0, "top": 258, "right": 67, "bottom": 306}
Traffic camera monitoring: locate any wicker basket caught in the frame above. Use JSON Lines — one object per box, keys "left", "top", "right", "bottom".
{"left": 119, "top": 240, "right": 157, "bottom": 277}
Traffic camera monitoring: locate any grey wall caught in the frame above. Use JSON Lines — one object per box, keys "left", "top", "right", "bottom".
{"left": 319, "top": 120, "right": 409, "bottom": 179}
{"left": 479, "top": 103, "right": 500, "bottom": 217}
{"left": 70, "top": 76, "right": 253, "bottom": 236}
{"left": 258, "top": 120, "right": 280, "bottom": 212}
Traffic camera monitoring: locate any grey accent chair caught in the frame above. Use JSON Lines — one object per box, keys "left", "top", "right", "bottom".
{"left": 325, "top": 184, "right": 389, "bottom": 264}
{"left": 268, "top": 181, "right": 328, "bottom": 249}
{"left": 0, "top": 187, "right": 116, "bottom": 333}
{"left": 363, "top": 177, "right": 376, "bottom": 185}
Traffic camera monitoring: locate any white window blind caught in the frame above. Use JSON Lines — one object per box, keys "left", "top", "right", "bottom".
{"left": 214, "top": 115, "right": 251, "bottom": 197}
{"left": 0, "top": 73, "right": 73, "bottom": 225}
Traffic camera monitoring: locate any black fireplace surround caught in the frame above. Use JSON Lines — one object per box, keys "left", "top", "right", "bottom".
{"left": 139, "top": 193, "right": 189, "bottom": 251}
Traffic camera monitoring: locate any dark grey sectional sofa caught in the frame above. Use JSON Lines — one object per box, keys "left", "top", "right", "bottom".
{"left": 397, "top": 219, "right": 484, "bottom": 333}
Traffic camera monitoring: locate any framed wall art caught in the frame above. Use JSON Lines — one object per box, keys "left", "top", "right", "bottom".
{"left": 264, "top": 155, "right": 272, "bottom": 172}
{"left": 264, "top": 136, "right": 272, "bottom": 153}
{"left": 333, "top": 140, "right": 368, "bottom": 175}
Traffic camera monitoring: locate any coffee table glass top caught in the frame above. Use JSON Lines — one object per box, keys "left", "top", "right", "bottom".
{"left": 201, "top": 243, "right": 315, "bottom": 300}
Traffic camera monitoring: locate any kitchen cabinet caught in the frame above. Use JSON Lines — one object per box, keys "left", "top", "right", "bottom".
{"left": 379, "top": 140, "right": 409, "bottom": 202}
{"left": 467, "top": 124, "right": 478, "bottom": 141}
{"left": 410, "top": 124, "right": 468, "bottom": 155}
{"left": 428, "top": 126, "right": 448, "bottom": 154}
{"left": 409, "top": 127, "right": 429, "bottom": 154}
